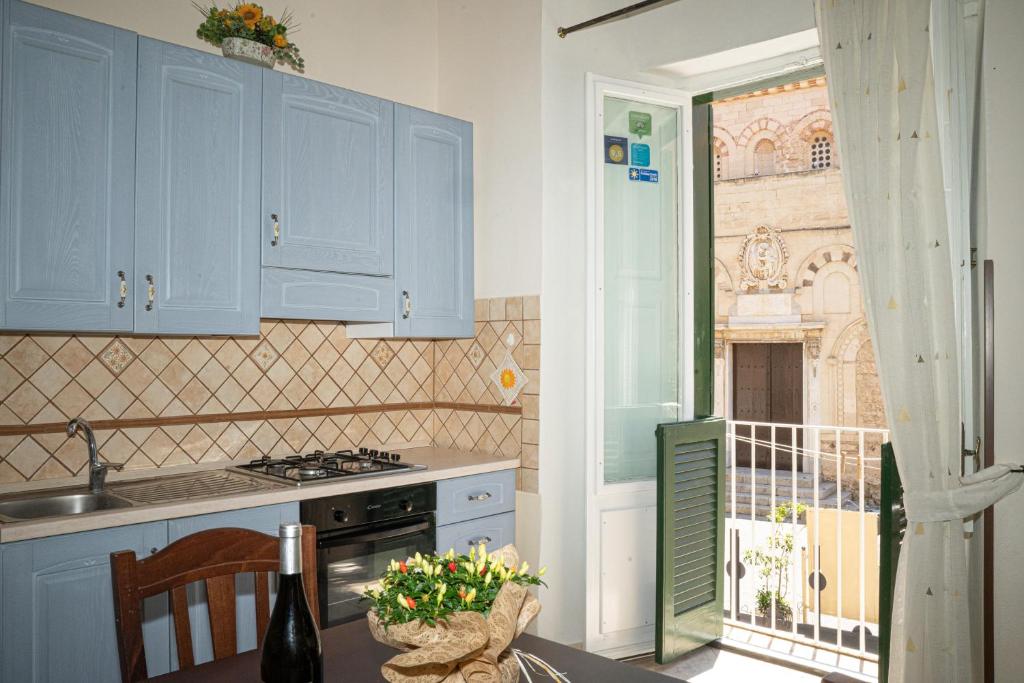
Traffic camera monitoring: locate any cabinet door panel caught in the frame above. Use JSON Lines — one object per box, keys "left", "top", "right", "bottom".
{"left": 166, "top": 503, "right": 299, "bottom": 668}
{"left": 135, "top": 39, "right": 261, "bottom": 335}
{"left": 0, "top": 522, "right": 170, "bottom": 682}
{"left": 261, "top": 266, "right": 394, "bottom": 322}
{"left": 436, "top": 512, "right": 515, "bottom": 556}
{"left": 263, "top": 72, "right": 393, "bottom": 275}
{"left": 394, "top": 106, "right": 473, "bottom": 338}
{"left": 0, "top": 1, "right": 136, "bottom": 331}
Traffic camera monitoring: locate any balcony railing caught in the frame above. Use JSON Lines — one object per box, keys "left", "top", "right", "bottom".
{"left": 724, "top": 420, "right": 890, "bottom": 664}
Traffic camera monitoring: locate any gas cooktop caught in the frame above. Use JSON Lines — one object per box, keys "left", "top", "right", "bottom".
{"left": 230, "top": 448, "right": 426, "bottom": 486}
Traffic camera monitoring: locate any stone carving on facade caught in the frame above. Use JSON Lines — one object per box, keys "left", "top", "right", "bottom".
{"left": 714, "top": 339, "right": 725, "bottom": 359}
{"left": 805, "top": 336, "right": 822, "bottom": 360}
{"left": 738, "top": 225, "right": 789, "bottom": 290}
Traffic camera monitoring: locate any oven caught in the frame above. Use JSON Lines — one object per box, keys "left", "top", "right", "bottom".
{"left": 300, "top": 482, "right": 436, "bottom": 628}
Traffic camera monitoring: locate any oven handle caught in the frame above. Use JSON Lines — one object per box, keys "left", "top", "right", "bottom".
{"left": 316, "top": 516, "right": 433, "bottom": 547}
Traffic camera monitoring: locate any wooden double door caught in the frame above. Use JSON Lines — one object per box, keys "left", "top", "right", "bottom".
{"left": 732, "top": 343, "right": 804, "bottom": 471}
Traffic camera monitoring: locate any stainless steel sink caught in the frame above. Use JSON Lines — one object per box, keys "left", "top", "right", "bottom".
{"left": 0, "top": 489, "right": 132, "bottom": 522}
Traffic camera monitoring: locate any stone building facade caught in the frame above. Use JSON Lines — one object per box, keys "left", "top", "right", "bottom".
{"left": 711, "top": 77, "right": 887, "bottom": 486}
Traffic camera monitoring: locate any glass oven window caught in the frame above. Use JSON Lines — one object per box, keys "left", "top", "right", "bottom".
{"left": 320, "top": 524, "right": 435, "bottom": 626}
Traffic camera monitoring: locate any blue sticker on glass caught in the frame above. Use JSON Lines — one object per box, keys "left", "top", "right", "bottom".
{"left": 628, "top": 167, "right": 659, "bottom": 183}
{"left": 630, "top": 143, "right": 650, "bottom": 167}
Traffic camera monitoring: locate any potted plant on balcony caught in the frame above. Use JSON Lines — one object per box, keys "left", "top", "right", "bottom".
{"left": 194, "top": 3, "right": 304, "bottom": 71}
{"left": 364, "top": 544, "right": 546, "bottom": 682}
{"left": 744, "top": 501, "right": 806, "bottom": 629}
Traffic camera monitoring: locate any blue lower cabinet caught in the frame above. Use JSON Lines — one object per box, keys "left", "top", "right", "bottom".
{"left": 0, "top": 522, "right": 169, "bottom": 682}
{"left": 166, "top": 503, "right": 299, "bottom": 668}
{"left": 436, "top": 511, "right": 515, "bottom": 556}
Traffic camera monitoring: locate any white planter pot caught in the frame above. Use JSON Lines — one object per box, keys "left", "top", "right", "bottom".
{"left": 221, "top": 37, "right": 275, "bottom": 68}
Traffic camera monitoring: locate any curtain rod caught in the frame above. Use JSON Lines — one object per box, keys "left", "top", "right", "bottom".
{"left": 557, "top": 0, "right": 682, "bottom": 38}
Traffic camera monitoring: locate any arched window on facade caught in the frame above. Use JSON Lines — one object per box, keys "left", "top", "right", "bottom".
{"left": 713, "top": 138, "right": 728, "bottom": 180}
{"left": 810, "top": 134, "right": 834, "bottom": 170}
{"left": 753, "top": 138, "right": 776, "bottom": 176}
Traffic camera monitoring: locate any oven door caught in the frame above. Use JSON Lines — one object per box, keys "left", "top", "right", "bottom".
{"left": 315, "top": 513, "right": 435, "bottom": 627}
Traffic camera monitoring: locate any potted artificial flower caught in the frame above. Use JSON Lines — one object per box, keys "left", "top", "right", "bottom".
{"left": 194, "top": 3, "right": 304, "bottom": 70}
{"left": 364, "top": 544, "right": 546, "bottom": 683}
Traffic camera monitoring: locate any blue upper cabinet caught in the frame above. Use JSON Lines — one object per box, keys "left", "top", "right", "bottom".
{"left": 0, "top": 0, "right": 137, "bottom": 332}
{"left": 394, "top": 105, "right": 474, "bottom": 338}
{"left": 262, "top": 72, "right": 394, "bottom": 276}
{"left": 134, "top": 39, "right": 261, "bottom": 335}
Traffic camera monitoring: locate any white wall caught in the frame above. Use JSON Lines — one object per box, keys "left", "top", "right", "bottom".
{"left": 33, "top": 0, "right": 440, "bottom": 110}
{"left": 437, "top": 0, "right": 543, "bottom": 299}
{"left": 536, "top": 0, "right": 817, "bottom": 645}
{"left": 979, "top": 1, "right": 1024, "bottom": 679}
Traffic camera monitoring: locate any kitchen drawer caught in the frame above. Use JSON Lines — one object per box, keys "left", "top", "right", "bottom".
{"left": 436, "top": 511, "right": 515, "bottom": 555}
{"left": 436, "top": 470, "right": 515, "bottom": 527}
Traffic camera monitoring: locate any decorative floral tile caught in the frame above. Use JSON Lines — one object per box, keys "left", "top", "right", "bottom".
{"left": 490, "top": 350, "right": 528, "bottom": 406}
{"left": 370, "top": 341, "right": 395, "bottom": 370}
{"left": 99, "top": 339, "right": 135, "bottom": 375}
{"left": 251, "top": 339, "right": 279, "bottom": 371}
{"left": 468, "top": 342, "right": 486, "bottom": 368}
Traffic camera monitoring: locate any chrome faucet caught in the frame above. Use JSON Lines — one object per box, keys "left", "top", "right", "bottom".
{"left": 66, "top": 418, "right": 124, "bottom": 494}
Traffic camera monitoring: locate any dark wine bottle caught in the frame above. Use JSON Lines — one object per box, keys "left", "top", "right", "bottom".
{"left": 261, "top": 523, "right": 323, "bottom": 683}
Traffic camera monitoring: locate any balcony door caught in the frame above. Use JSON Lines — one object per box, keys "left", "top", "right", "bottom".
{"left": 731, "top": 343, "right": 803, "bottom": 470}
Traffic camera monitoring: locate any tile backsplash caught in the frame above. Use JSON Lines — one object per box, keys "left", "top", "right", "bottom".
{"left": 0, "top": 297, "right": 539, "bottom": 492}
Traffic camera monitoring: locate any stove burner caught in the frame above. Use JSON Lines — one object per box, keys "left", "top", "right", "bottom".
{"left": 232, "top": 448, "right": 423, "bottom": 486}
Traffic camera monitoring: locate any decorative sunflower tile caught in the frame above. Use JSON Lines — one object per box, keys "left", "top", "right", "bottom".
{"left": 490, "top": 350, "right": 528, "bottom": 406}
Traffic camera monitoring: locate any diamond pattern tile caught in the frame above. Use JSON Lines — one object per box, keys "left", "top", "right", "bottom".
{"left": 0, "top": 304, "right": 537, "bottom": 487}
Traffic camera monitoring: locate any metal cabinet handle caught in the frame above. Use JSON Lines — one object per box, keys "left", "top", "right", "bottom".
{"left": 468, "top": 492, "right": 493, "bottom": 502}
{"left": 402, "top": 290, "right": 412, "bottom": 319}
{"left": 271, "top": 213, "right": 280, "bottom": 246}
{"left": 468, "top": 536, "right": 492, "bottom": 546}
{"left": 145, "top": 275, "right": 156, "bottom": 311}
{"left": 117, "top": 271, "right": 127, "bottom": 308}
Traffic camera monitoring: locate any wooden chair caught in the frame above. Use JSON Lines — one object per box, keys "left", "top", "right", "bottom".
{"left": 110, "top": 525, "right": 319, "bottom": 683}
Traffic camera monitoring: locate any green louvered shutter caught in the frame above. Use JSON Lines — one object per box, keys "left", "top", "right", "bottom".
{"left": 655, "top": 417, "right": 725, "bottom": 664}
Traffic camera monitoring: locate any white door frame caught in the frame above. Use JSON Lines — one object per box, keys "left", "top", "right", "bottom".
{"left": 584, "top": 73, "right": 694, "bottom": 657}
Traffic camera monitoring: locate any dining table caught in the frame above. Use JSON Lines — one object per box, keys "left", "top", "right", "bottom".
{"left": 151, "top": 617, "right": 680, "bottom": 682}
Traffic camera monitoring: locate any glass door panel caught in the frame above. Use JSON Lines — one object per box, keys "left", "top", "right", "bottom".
{"left": 603, "top": 96, "right": 681, "bottom": 483}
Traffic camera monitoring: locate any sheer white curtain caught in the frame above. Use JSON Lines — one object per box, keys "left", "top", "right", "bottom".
{"left": 815, "top": 1, "right": 1023, "bottom": 681}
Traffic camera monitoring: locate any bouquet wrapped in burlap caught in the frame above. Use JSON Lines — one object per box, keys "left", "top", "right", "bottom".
{"left": 367, "top": 546, "right": 542, "bottom": 683}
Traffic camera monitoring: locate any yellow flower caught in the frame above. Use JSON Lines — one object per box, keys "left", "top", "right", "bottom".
{"left": 236, "top": 3, "right": 263, "bottom": 29}
{"left": 500, "top": 368, "right": 516, "bottom": 389}
{"left": 538, "top": 566, "right": 547, "bottom": 577}
{"left": 464, "top": 587, "right": 477, "bottom": 605}
{"left": 520, "top": 561, "right": 530, "bottom": 574}
{"left": 273, "top": 33, "right": 288, "bottom": 48}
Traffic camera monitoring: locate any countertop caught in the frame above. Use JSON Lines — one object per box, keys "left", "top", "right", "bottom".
{"left": 0, "top": 447, "right": 519, "bottom": 544}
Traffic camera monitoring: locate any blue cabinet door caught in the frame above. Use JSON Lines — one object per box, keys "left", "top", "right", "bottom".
{"left": 394, "top": 105, "right": 474, "bottom": 338}
{"left": 0, "top": 522, "right": 170, "bottom": 682}
{"left": 134, "top": 39, "right": 261, "bottom": 335}
{"left": 165, "top": 503, "right": 299, "bottom": 668}
{"left": 0, "top": 1, "right": 136, "bottom": 332}
{"left": 262, "top": 72, "right": 393, "bottom": 276}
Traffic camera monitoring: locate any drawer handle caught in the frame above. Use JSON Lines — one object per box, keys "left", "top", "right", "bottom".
{"left": 117, "top": 271, "right": 128, "bottom": 308}
{"left": 145, "top": 275, "right": 156, "bottom": 311}
{"left": 468, "top": 492, "right": 493, "bottom": 502}
{"left": 468, "top": 536, "right": 492, "bottom": 546}
{"left": 271, "top": 213, "right": 280, "bottom": 246}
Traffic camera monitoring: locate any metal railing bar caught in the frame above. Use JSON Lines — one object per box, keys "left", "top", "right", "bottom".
{"left": 835, "top": 427, "right": 843, "bottom": 650}
{"left": 858, "top": 429, "right": 867, "bottom": 654}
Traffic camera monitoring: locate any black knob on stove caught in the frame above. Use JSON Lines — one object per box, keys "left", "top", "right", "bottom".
{"left": 399, "top": 500, "right": 413, "bottom": 513}
{"left": 359, "top": 447, "right": 369, "bottom": 455}
{"left": 391, "top": 452, "right": 401, "bottom": 462}
{"left": 333, "top": 509, "right": 349, "bottom": 523}
{"left": 370, "top": 449, "right": 379, "bottom": 459}
{"left": 380, "top": 451, "right": 390, "bottom": 460}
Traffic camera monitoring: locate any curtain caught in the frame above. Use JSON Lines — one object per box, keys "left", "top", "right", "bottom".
{"left": 814, "top": 1, "right": 1023, "bottom": 681}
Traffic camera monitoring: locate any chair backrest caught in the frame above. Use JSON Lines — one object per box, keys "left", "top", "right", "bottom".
{"left": 110, "top": 525, "right": 319, "bottom": 683}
